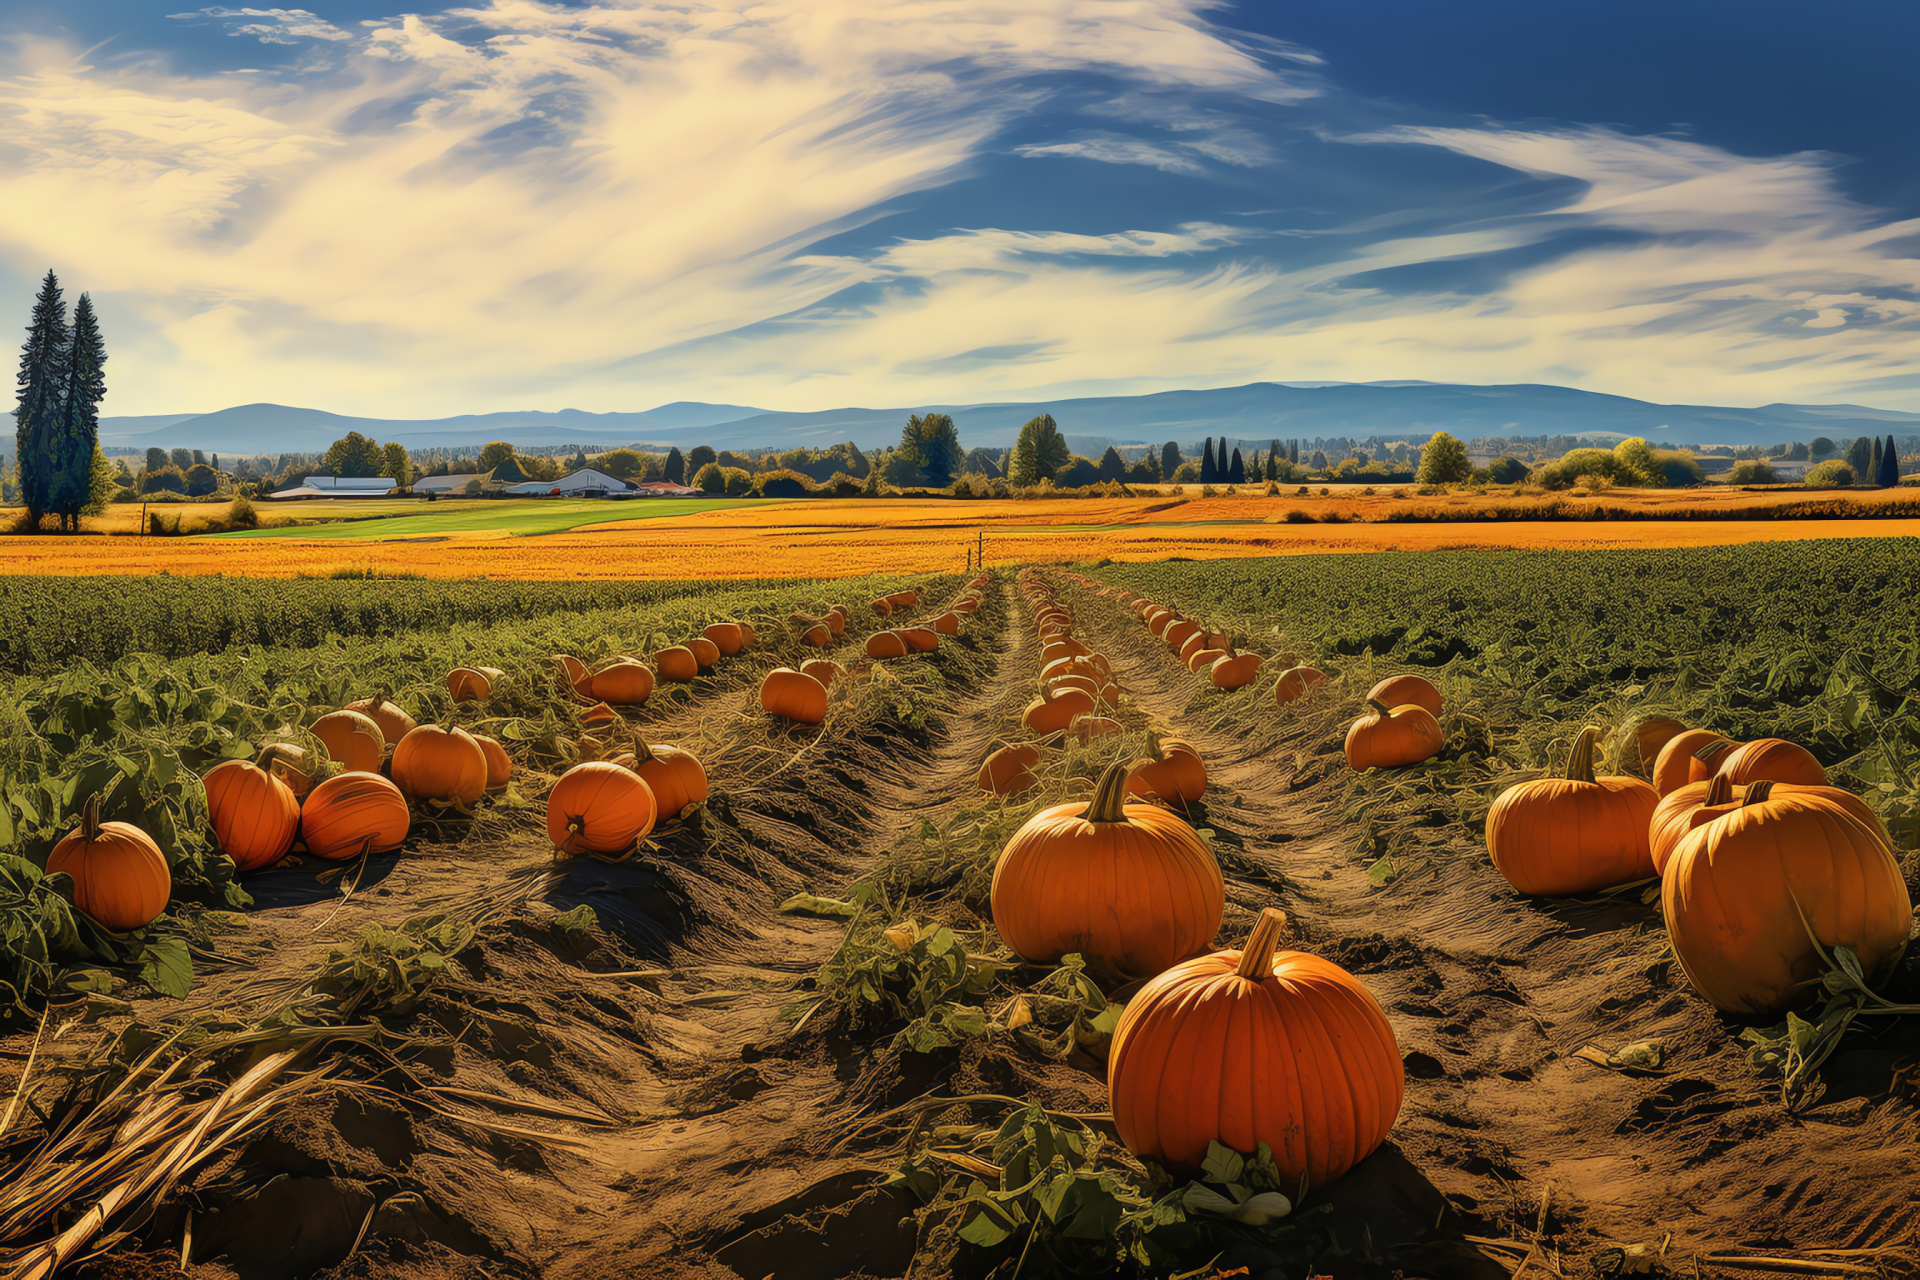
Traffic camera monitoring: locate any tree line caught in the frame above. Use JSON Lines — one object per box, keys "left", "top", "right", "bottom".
{"left": 10, "top": 271, "right": 112, "bottom": 530}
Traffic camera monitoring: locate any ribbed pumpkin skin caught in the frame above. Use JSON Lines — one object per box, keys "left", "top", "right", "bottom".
{"left": 1651, "top": 729, "right": 1728, "bottom": 796}
{"left": 473, "top": 735, "right": 513, "bottom": 790}
{"left": 1486, "top": 773, "right": 1657, "bottom": 895}
{"left": 1211, "top": 653, "right": 1262, "bottom": 690}
{"left": 703, "top": 623, "right": 746, "bottom": 656}
{"left": 991, "top": 796, "right": 1223, "bottom": 979}
{"left": 1664, "top": 793, "right": 1911, "bottom": 1017}
{"left": 1367, "top": 675, "right": 1441, "bottom": 717}
{"left": 312, "top": 710, "right": 385, "bottom": 773}
{"left": 1713, "top": 738, "right": 1828, "bottom": 788}
{"left": 687, "top": 638, "right": 721, "bottom": 668}
{"left": 1274, "top": 666, "right": 1328, "bottom": 705}
{"left": 614, "top": 744, "right": 709, "bottom": 815}
{"left": 760, "top": 668, "right": 829, "bottom": 723}
{"left": 47, "top": 813, "right": 171, "bottom": 931}
{"left": 1022, "top": 688, "right": 1097, "bottom": 735}
{"left": 587, "top": 661, "right": 654, "bottom": 706}
{"left": 546, "top": 762, "right": 657, "bottom": 856}
{"left": 1128, "top": 742, "right": 1207, "bottom": 805}
{"left": 391, "top": 726, "right": 488, "bottom": 804}
{"left": 345, "top": 697, "right": 416, "bottom": 745}
{"left": 978, "top": 744, "right": 1042, "bottom": 795}
{"left": 1646, "top": 778, "right": 1883, "bottom": 874}
{"left": 203, "top": 758, "right": 301, "bottom": 871}
{"left": 302, "top": 772, "right": 411, "bottom": 860}
{"left": 655, "top": 646, "right": 699, "bottom": 682}
{"left": 1345, "top": 704, "right": 1443, "bottom": 770}
{"left": 1108, "top": 948, "right": 1402, "bottom": 1187}
{"left": 866, "top": 631, "right": 908, "bottom": 660}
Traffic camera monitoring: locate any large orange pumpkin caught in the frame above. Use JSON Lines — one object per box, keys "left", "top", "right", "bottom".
{"left": 345, "top": 695, "right": 417, "bottom": 745}
{"left": 1128, "top": 736, "right": 1207, "bottom": 807}
{"left": 585, "top": 660, "right": 655, "bottom": 706}
{"left": 203, "top": 751, "right": 301, "bottom": 872}
{"left": 1485, "top": 726, "right": 1658, "bottom": 896}
{"left": 446, "top": 666, "right": 504, "bottom": 703}
{"left": 1650, "top": 777, "right": 1884, "bottom": 875}
{"left": 687, "top": 637, "right": 721, "bottom": 669}
{"left": 1651, "top": 729, "right": 1730, "bottom": 796}
{"left": 931, "top": 612, "right": 961, "bottom": 636}
{"left": 1021, "top": 686, "right": 1097, "bottom": 736}
{"left": 800, "top": 623, "right": 832, "bottom": 647}
{"left": 1664, "top": 786, "right": 1911, "bottom": 1016}
{"left": 1163, "top": 620, "right": 1201, "bottom": 652}
{"left": 1633, "top": 716, "right": 1690, "bottom": 773}
{"left": 547, "top": 762, "right": 657, "bottom": 859}
{"left": 1210, "top": 650, "right": 1262, "bottom": 690}
{"left": 301, "top": 772, "right": 410, "bottom": 861}
{"left": 46, "top": 796, "right": 171, "bottom": 931}
{"left": 311, "top": 710, "right": 385, "bottom": 773}
{"left": 703, "top": 623, "right": 746, "bottom": 656}
{"left": 824, "top": 606, "right": 848, "bottom": 635}
{"left": 1345, "top": 700, "right": 1443, "bottom": 770}
{"left": 1273, "top": 665, "right": 1328, "bottom": 705}
{"left": 613, "top": 740, "right": 709, "bottom": 816}
{"left": 990, "top": 761, "right": 1224, "bottom": 979}
{"left": 1367, "top": 674, "right": 1441, "bottom": 717}
{"left": 978, "top": 743, "right": 1042, "bottom": 795}
{"left": 552, "top": 654, "right": 593, "bottom": 699}
{"left": 1108, "top": 908, "right": 1402, "bottom": 1187}
{"left": 761, "top": 668, "right": 829, "bottom": 724}
{"left": 886, "top": 588, "right": 920, "bottom": 608}
{"left": 391, "top": 725, "right": 489, "bottom": 805}
{"left": 899, "top": 627, "right": 940, "bottom": 653}
{"left": 473, "top": 734, "right": 512, "bottom": 791}
{"left": 1711, "top": 737, "right": 1828, "bottom": 788}
{"left": 866, "top": 631, "right": 908, "bottom": 660}
{"left": 654, "top": 646, "right": 700, "bottom": 682}
{"left": 800, "top": 658, "right": 845, "bottom": 687}
{"left": 870, "top": 597, "right": 894, "bottom": 617}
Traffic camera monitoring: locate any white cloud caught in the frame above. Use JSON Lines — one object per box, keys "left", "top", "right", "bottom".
{"left": 1015, "top": 134, "right": 1204, "bottom": 173}
{"left": 172, "top": 7, "right": 354, "bottom": 45}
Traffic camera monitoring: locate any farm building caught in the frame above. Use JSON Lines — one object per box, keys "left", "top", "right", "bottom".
{"left": 502, "top": 468, "right": 633, "bottom": 497}
{"left": 266, "top": 475, "right": 396, "bottom": 499}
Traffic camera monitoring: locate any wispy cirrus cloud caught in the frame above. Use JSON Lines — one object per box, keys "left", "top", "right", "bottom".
{"left": 168, "top": 7, "right": 355, "bottom": 45}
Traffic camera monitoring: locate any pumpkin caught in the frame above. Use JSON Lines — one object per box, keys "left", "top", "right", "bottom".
{"left": 391, "top": 725, "right": 489, "bottom": 805}
{"left": 203, "top": 750, "right": 301, "bottom": 872}
{"left": 473, "top": 734, "right": 512, "bottom": 791}
{"left": 1176, "top": 632, "right": 1213, "bottom": 666}
{"left": 871, "top": 598, "right": 894, "bottom": 617}
{"left": 866, "top": 631, "right": 908, "bottom": 660}
{"left": 1273, "top": 666, "right": 1328, "bottom": 705}
{"left": 978, "top": 743, "right": 1042, "bottom": 795}
{"left": 1022, "top": 686, "right": 1097, "bottom": 736}
{"left": 547, "top": 762, "right": 658, "bottom": 859}
{"left": 1711, "top": 737, "right": 1828, "bottom": 788}
{"left": 739, "top": 622, "right": 758, "bottom": 649}
{"left": 1128, "top": 735, "right": 1207, "bottom": 807}
{"left": 686, "top": 637, "right": 721, "bottom": 669}
{"left": 953, "top": 598, "right": 979, "bottom": 615}
{"left": 824, "top": 607, "right": 848, "bottom": 636}
{"left": 1633, "top": 716, "right": 1690, "bottom": 773}
{"left": 446, "top": 666, "right": 504, "bottom": 703}
{"left": 1664, "top": 785, "right": 1911, "bottom": 1017}
{"left": 1163, "top": 620, "right": 1201, "bottom": 652}
{"left": 345, "top": 695, "right": 416, "bottom": 745}
{"left": 1651, "top": 729, "right": 1730, "bottom": 796}
{"left": 552, "top": 654, "right": 593, "bottom": 698}
{"left": 264, "top": 743, "right": 314, "bottom": 798}
{"left": 899, "top": 627, "right": 940, "bottom": 653}
{"left": 1650, "top": 777, "right": 1883, "bottom": 876}
{"left": 47, "top": 796, "right": 171, "bottom": 931}
{"left": 1345, "top": 700, "right": 1443, "bottom": 771}
{"left": 612, "top": 739, "right": 709, "bottom": 816}
{"left": 886, "top": 589, "right": 920, "bottom": 608}
{"left": 655, "top": 646, "right": 700, "bottom": 682}
{"left": 302, "top": 772, "right": 410, "bottom": 861}
{"left": 703, "top": 622, "right": 746, "bottom": 656}
{"left": 800, "top": 623, "right": 832, "bottom": 647}
{"left": 1045, "top": 674, "right": 1101, "bottom": 702}
{"left": 990, "top": 761, "right": 1224, "bottom": 979}
{"left": 1107, "top": 908, "right": 1403, "bottom": 1187}
{"left": 1485, "top": 726, "right": 1659, "bottom": 896}
{"left": 761, "top": 667, "right": 829, "bottom": 724}
{"left": 1186, "top": 646, "right": 1228, "bottom": 674}
{"left": 585, "top": 660, "right": 655, "bottom": 706}
{"left": 311, "top": 710, "right": 385, "bottom": 773}
{"left": 1366, "top": 675, "right": 1441, "bottom": 718}
{"left": 800, "top": 658, "right": 845, "bottom": 687}
{"left": 1042, "top": 637, "right": 1093, "bottom": 661}
{"left": 1210, "top": 650, "right": 1262, "bottom": 690}
{"left": 931, "top": 612, "right": 962, "bottom": 636}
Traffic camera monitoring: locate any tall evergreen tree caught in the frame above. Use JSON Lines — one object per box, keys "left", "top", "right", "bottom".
{"left": 48, "top": 293, "right": 106, "bottom": 530}
{"left": 1846, "top": 435, "right": 1874, "bottom": 478}
{"left": 1870, "top": 436, "right": 1883, "bottom": 486}
{"left": 1267, "top": 439, "right": 1280, "bottom": 481}
{"left": 1161, "top": 441, "right": 1181, "bottom": 479}
{"left": 145, "top": 446, "right": 167, "bottom": 474}
{"left": 1096, "top": 445, "right": 1127, "bottom": 482}
{"left": 1881, "top": 433, "right": 1902, "bottom": 488}
{"left": 1228, "top": 447, "right": 1245, "bottom": 484}
{"left": 1200, "top": 438, "right": 1216, "bottom": 483}
{"left": 663, "top": 446, "right": 686, "bottom": 484}
{"left": 13, "top": 270, "right": 69, "bottom": 526}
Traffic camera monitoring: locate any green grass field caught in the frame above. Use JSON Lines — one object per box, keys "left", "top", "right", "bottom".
{"left": 216, "top": 497, "right": 773, "bottom": 539}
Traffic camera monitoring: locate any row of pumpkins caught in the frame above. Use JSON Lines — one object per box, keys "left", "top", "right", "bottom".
{"left": 1488, "top": 720, "right": 1912, "bottom": 1017}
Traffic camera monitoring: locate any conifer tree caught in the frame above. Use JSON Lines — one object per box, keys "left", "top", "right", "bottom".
{"left": 49, "top": 293, "right": 106, "bottom": 530}
{"left": 1228, "top": 447, "right": 1245, "bottom": 484}
{"left": 1881, "top": 433, "right": 1902, "bottom": 488}
{"left": 1267, "top": 439, "right": 1280, "bottom": 480}
{"left": 1870, "top": 436, "right": 1883, "bottom": 486}
{"left": 1161, "top": 441, "right": 1181, "bottom": 479}
{"left": 664, "top": 446, "right": 686, "bottom": 484}
{"left": 1846, "top": 435, "right": 1873, "bottom": 478}
{"left": 1200, "top": 438, "right": 1216, "bottom": 483}
{"left": 13, "top": 270, "right": 68, "bottom": 527}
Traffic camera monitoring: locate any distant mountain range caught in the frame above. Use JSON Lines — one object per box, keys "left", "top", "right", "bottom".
{"left": 99, "top": 382, "right": 1920, "bottom": 456}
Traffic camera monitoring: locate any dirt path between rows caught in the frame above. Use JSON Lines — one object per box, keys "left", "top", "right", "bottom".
{"left": 1056, "top": 573, "right": 1920, "bottom": 1271}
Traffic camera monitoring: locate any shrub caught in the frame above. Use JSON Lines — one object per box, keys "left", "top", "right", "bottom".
{"left": 1416, "top": 431, "right": 1472, "bottom": 484}
{"left": 140, "top": 466, "right": 186, "bottom": 495}
{"left": 754, "top": 469, "right": 816, "bottom": 498}
{"left": 1284, "top": 509, "right": 1314, "bottom": 524}
{"left": 692, "top": 462, "right": 725, "bottom": 494}
{"left": 1485, "top": 456, "right": 1529, "bottom": 485}
{"left": 1728, "top": 459, "right": 1779, "bottom": 485}
{"left": 228, "top": 496, "right": 260, "bottom": 529}
{"left": 1804, "top": 460, "right": 1858, "bottom": 489}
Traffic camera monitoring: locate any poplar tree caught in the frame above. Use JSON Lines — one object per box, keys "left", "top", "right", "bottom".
{"left": 1870, "top": 437, "right": 1883, "bottom": 486}
{"left": 1881, "top": 434, "right": 1902, "bottom": 488}
{"left": 1161, "top": 441, "right": 1181, "bottom": 479}
{"left": 1228, "top": 447, "right": 1245, "bottom": 484}
{"left": 1200, "top": 438, "right": 1216, "bottom": 483}
{"left": 48, "top": 293, "right": 106, "bottom": 531}
{"left": 1267, "top": 439, "right": 1280, "bottom": 481}
{"left": 664, "top": 447, "right": 686, "bottom": 484}
{"left": 13, "top": 270, "right": 68, "bottom": 527}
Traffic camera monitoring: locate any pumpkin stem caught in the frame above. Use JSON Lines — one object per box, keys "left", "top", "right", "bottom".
{"left": 257, "top": 743, "right": 287, "bottom": 773}
{"left": 79, "top": 793, "right": 102, "bottom": 843}
{"left": 631, "top": 736, "right": 656, "bottom": 767}
{"left": 1744, "top": 780, "right": 1776, "bottom": 806}
{"left": 1692, "top": 737, "right": 1735, "bottom": 765}
{"left": 1703, "top": 773, "right": 1735, "bottom": 806}
{"left": 1366, "top": 698, "right": 1393, "bottom": 715}
{"left": 1143, "top": 727, "right": 1164, "bottom": 760}
{"left": 1563, "top": 727, "right": 1601, "bottom": 784}
{"left": 1235, "top": 907, "right": 1290, "bottom": 980}
{"left": 1082, "top": 761, "right": 1136, "bottom": 824}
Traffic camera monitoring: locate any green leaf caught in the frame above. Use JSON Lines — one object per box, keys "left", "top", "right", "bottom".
{"left": 138, "top": 938, "right": 194, "bottom": 999}
{"left": 778, "top": 892, "right": 860, "bottom": 919}
{"left": 957, "top": 1210, "right": 1013, "bottom": 1248}
{"left": 61, "top": 968, "right": 115, "bottom": 994}
{"left": 553, "top": 904, "right": 598, "bottom": 934}
{"left": 1199, "top": 1140, "right": 1243, "bottom": 1185}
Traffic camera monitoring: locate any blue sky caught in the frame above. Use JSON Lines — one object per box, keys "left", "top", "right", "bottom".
{"left": 1, "top": 0, "right": 1916, "bottom": 417}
